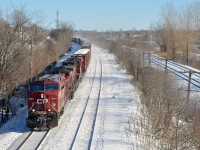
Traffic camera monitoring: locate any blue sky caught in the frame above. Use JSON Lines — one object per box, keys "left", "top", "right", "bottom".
{"left": 0, "top": 0, "right": 198, "bottom": 31}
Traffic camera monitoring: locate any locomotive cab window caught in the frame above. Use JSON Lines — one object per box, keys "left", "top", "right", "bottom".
{"left": 44, "top": 85, "right": 58, "bottom": 90}
{"left": 30, "top": 85, "right": 43, "bottom": 91}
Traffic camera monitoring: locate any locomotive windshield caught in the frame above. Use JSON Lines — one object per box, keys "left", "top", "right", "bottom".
{"left": 44, "top": 85, "right": 59, "bottom": 90}
{"left": 30, "top": 84, "right": 43, "bottom": 91}
{"left": 30, "top": 84, "right": 58, "bottom": 91}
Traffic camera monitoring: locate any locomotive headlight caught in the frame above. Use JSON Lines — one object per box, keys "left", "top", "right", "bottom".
{"left": 51, "top": 97, "right": 57, "bottom": 100}
{"left": 32, "top": 109, "right": 35, "bottom": 112}
{"left": 41, "top": 94, "right": 44, "bottom": 98}
{"left": 52, "top": 103, "right": 56, "bottom": 106}
{"left": 48, "top": 109, "right": 51, "bottom": 112}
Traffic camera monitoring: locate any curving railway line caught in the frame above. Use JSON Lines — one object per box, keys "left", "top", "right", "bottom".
{"left": 128, "top": 46, "right": 200, "bottom": 89}
{"left": 150, "top": 54, "right": 200, "bottom": 88}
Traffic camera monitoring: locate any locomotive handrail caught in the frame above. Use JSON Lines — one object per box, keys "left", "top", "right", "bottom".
{"left": 27, "top": 102, "right": 36, "bottom": 112}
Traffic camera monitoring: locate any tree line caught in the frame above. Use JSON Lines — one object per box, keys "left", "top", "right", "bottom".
{"left": 152, "top": 2, "right": 200, "bottom": 67}
{"left": 0, "top": 7, "right": 74, "bottom": 123}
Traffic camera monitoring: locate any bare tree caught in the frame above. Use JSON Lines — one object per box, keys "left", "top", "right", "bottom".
{"left": 151, "top": 22, "right": 168, "bottom": 52}
{"left": 178, "top": 5, "right": 194, "bottom": 65}
{"left": 0, "top": 8, "right": 31, "bottom": 95}
{"left": 0, "top": 7, "right": 33, "bottom": 122}
{"left": 49, "top": 21, "right": 74, "bottom": 55}
{"left": 193, "top": 1, "right": 200, "bottom": 43}
{"left": 160, "top": 3, "right": 178, "bottom": 60}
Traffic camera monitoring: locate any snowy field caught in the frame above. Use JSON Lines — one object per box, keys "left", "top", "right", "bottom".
{"left": 0, "top": 44, "right": 144, "bottom": 150}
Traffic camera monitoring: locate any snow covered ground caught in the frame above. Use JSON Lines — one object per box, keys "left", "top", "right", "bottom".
{"left": 90, "top": 46, "right": 142, "bottom": 149}
{"left": 0, "top": 44, "right": 144, "bottom": 150}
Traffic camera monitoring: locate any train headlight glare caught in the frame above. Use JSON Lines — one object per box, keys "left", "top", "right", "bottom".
{"left": 52, "top": 103, "right": 56, "bottom": 106}
{"left": 32, "top": 109, "right": 35, "bottom": 112}
{"left": 48, "top": 109, "right": 51, "bottom": 112}
{"left": 41, "top": 94, "right": 44, "bottom": 98}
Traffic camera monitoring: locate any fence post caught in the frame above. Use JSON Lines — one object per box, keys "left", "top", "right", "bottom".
{"left": 138, "top": 50, "right": 141, "bottom": 67}
{"left": 186, "top": 70, "right": 192, "bottom": 121}
{"left": 148, "top": 52, "right": 151, "bottom": 66}
{"left": 187, "top": 71, "right": 192, "bottom": 103}
{"left": 143, "top": 50, "right": 145, "bottom": 65}
{"left": 165, "top": 59, "right": 168, "bottom": 71}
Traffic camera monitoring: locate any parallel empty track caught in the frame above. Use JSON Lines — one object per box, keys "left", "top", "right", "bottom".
{"left": 69, "top": 55, "right": 102, "bottom": 150}
{"left": 8, "top": 131, "right": 48, "bottom": 150}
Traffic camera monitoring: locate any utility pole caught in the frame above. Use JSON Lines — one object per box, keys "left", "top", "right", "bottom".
{"left": 56, "top": 10, "right": 59, "bottom": 29}
{"left": 29, "top": 37, "right": 33, "bottom": 83}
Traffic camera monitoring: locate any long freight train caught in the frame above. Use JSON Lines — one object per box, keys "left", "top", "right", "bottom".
{"left": 26, "top": 39, "right": 91, "bottom": 130}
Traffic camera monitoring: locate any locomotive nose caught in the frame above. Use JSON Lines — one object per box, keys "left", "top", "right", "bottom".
{"left": 35, "top": 92, "right": 48, "bottom": 99}
{"left": 32, "top": 92, "right": 48, "bottom": 111}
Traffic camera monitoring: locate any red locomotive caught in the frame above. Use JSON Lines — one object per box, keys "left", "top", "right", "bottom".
{"left": 26, "top": 41, "right": 91, "bottom": 130}
{"left": 27, "top": 74, "right": 67, "bottom": 129}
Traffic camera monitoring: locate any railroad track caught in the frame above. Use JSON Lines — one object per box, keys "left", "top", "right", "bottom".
{"left": 127, "top": 47, "right": 200, "bottom": 89}
{"left": 69, "top": 54, "right": 102, "bottom": 150}
{"left": 8, "top": 131, "right": 48, "bottom": 150}
{"left": 150, "top": 54, "right": 200, "bottom": 88}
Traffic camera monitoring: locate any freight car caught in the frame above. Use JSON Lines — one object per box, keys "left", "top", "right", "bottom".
{"left": 26, "top": 42, "right": 91, "bottom": 130}
{"left": 74, "top": 48, "right": 91, "bottom": 73}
